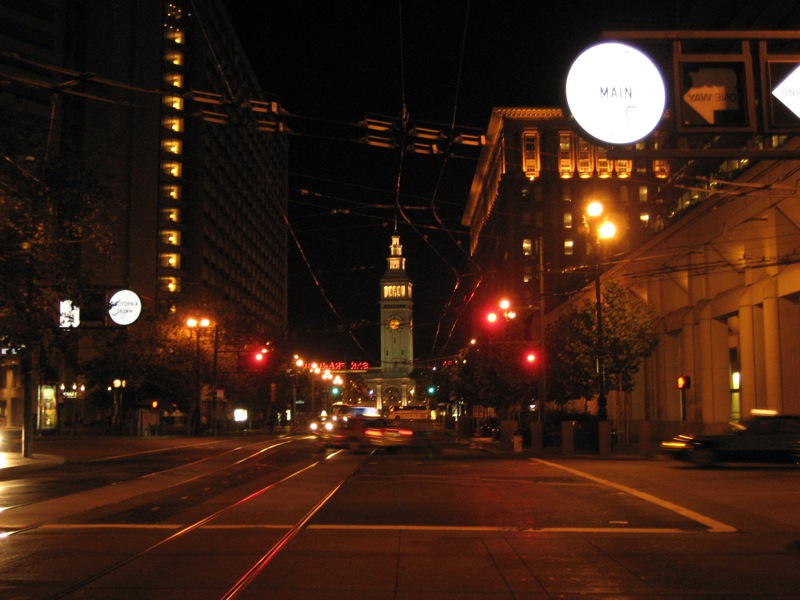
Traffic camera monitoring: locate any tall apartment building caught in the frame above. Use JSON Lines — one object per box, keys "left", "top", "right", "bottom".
{"left": 0, "top": 0, "right": 288, "bottom": 428}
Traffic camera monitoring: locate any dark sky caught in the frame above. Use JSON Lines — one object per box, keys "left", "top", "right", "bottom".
{"left": 220, "top": 0, "right": 689, "bottom": 365}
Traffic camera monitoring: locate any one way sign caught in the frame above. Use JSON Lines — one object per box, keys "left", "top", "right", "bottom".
{"left": 678, "top": 61, "right": 752, "bottom": 131}
{"left": 683, "top": 68, "right": 739, "bottom": 124}
{"left": 769, "top": 62, "right": 800, "bottom": 130}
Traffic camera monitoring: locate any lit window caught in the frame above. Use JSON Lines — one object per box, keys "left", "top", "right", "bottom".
{"left": 164, "top": 72, "right": 183, "bottom": 88}
{"left": 563, "top": 212, "right": 573, "bottom": 228}
{"left": 564, "top": 239, "right": 574, "bottom": 256}
{"left": 160, "top": 253, "right": 181, "bottom": 268}
{"left": 616, "top": 160, "right": 631, "bottom": 178}
{"left": 162, "top": 139, "right": 181, "bottom": 154}
{"left": 596, "top": 147, "right": 611, "bottom": 178}
{"left": 522, "top": 131, "right": 540, "bottom": 180}
{"left": 639, "top": 185, "right": 648, "bottom": 202}
{"left": 563, "top": 185, "right": 572, "bottom": 202}
{"left": 163, "top": 116, "right": 183, "bottom": 132}
{"left": 165, "top": 49, "right": 183, "bottom": 66}
{"left": 640, "top": 213, "right": 650, "bottom": 223}
{"left": 162, "top": 161, "right": 182, "bottom": 177}
{"left": 164, "top": 96, "right": 183, "bottom": 110}
{"left": 558, "top": 132, "right": 574, "bottom": 178}
{"left": 164, "top": 27, "right": 185, "bottom": 44}
{"left": 161, "top": 207, "right": 180, "bottom": 222}
{"left": 161, "top": 230, "right": 180, "bottom": 245}
{"left": 577, "top": 138, "right": 593, "bottom": 178}
{"left": 161, "top": 185, "right": 181, "bottom": 200}
{"left": 653, "top": 159, "right": 669, "bottom": 179}
{"left": 160, "top": 276, "right": 181, "bottom": 293}
{"left": 522, "top": 238, "right": 532, "bottom": 256}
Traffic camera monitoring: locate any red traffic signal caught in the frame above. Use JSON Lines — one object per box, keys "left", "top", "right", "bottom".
{"left": 253, "top": 347, "right": 270, "bottom": 367}
{"left": 523, "top": 350, "right": 537, "bottom": 365}
{"left": 239, "top": 345, "right": 271, "bottom": 371}
{"left": 676, "top": 375, "right": 691, "bottom": 389}
{"left": 486, "top": 311, "right": 499, "bottom": 324}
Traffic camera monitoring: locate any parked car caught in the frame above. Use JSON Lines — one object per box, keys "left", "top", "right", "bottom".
{"left": 661, "top": 413, "right": 800, "bottom": 467}
{"left": 317, "top": 416, "right": 414, "bottom": 452}
{"left": 386, "top": 405, "right": 431, "bottom": 421}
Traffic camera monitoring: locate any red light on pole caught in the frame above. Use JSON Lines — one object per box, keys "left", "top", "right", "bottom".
{"left": 524, "top": 351, "right": 536, "bottom": 365}
{"left": 486, "top": 311, "right": 499, "bottom": 324}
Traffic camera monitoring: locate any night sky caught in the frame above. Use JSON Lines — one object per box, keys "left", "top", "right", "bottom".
{"left": 220, "top": 0, "right": 689, "bottom": 365}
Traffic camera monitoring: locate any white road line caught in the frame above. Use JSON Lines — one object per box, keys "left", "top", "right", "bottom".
{"left": 534, "top": 458, "right": 737, "bottom": 533}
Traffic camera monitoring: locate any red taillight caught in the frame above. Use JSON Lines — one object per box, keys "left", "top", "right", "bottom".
{"left": 364, "top": 428, "right": 383, "bottom": 438}
{"left": 397, "top": 428, "right": 413, "bottom": 437}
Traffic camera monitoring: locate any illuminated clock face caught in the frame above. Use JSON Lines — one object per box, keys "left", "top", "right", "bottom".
{"left": 388, "top": 318, "right": 401, "bottom": 330}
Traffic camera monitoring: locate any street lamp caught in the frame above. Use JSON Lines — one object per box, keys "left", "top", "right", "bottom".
{"left": 187, "top": 317, "right": 211, "bottom": 434}
{"left": 583, "top": 201, "right": 616, "bottom": 421}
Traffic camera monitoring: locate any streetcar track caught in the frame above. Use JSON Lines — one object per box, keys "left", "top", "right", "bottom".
{"left": 0, "top": 438, "right": 302, "bottom": 535}
{"left": 46, "top": 447, "right": 369, "bottom": 599}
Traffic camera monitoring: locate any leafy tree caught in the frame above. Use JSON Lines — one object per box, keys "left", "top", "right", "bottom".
{"left": 546, "top": 280, "right": 658, "bottom": 411}
{"left": 441, "top": 343, "right": 537, "bottom": 419}
{"left": 0, "top": 96, "right": 116, "bottom": 354}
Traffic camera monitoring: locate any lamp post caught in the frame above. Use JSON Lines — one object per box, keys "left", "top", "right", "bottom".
{"left": 584, "top": 201, "right": 616, "bottom": 421}
{"left": 187, "top": 317, "right": 210, "bottom": 434}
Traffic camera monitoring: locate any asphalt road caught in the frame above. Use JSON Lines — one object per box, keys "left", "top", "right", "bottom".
{"left": 1, "top": 432, "right": 799, "bottom": 598}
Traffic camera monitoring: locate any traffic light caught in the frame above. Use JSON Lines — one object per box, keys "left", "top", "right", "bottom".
{"left": 523, "top": 350, "right": 537, "bottom": 365}
{"left": 676, "top": 375, "right": 691, "bottom": 389}
{"left": 486, "top": 311, "right": 499, "bottom": 324}
{"left": 239, "top": 345, "right": 271, "bottom": 371}
{"left": 253, "top": 348, "right": 269, "bottom": 365}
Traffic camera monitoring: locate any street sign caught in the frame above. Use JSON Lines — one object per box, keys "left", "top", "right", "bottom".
{"left": 677, "top": 61, "right": 753, "bottom": 130}
{"left": 565, "top": 42, "right": 666, "bottom": 145}
{"left": 766, "top": 60, "right": 800, "bottom": 130}
{"left": 771, "top": 65, "right": 800, "bottom": 117}
{"left": 683, "top": 68, "right": 740, "bottom": 124}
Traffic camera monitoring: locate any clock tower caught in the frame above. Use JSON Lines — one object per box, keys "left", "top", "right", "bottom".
{"left": 376, "top": 233, "right": 414, "bottom": 406}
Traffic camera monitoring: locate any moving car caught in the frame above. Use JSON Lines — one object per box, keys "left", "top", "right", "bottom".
{"left": 661, "top": 412, "right": 800, "bottom": 467}
{"left": 317, "top": 416, "right": 414, "bottom": 452}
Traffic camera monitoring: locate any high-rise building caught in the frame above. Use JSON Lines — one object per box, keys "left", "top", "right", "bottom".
{"left": 0, "top": 0, "right": 288, "bottom": 428}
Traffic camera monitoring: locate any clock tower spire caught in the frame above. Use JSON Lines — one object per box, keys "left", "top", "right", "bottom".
{"left": 376, "top": 233, "right": 414, "bottom": 406}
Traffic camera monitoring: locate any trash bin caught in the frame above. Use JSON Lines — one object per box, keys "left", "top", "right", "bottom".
{"left": 512, "top": 434, "right": 523, "bottom": 453}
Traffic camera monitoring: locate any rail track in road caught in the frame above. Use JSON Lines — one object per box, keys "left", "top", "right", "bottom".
{"left": 2, "top": 437, "right": 371, "bottom": 599}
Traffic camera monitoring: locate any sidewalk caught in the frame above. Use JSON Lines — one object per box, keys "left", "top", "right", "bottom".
{"left": 0, "top": 451, "right": 65, "bottom": 478}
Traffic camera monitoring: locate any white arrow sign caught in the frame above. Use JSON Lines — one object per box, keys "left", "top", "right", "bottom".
{"left": 772, "top": 65, "right": 800, "bottom": 119}
{"left": 683, "top": 68, "right": 739, "bottom": 124}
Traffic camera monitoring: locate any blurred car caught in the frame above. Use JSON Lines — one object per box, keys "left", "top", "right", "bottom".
{"left": 329, "top": 405, "right": 380, "bottom": 420}
{"left": 317, "top": 416, "right": 413, "bottom": 452}
{"left": 661, "top": 413, "right": 800, "bottom": 467}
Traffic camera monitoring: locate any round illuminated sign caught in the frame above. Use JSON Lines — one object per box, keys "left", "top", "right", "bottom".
{"left": 566, "top": 42, "right": 666, "bottom": 144}
{"left": 388, "top": 318, "right": 402, "bottom": 330}
{"left": 108, "top": 289, "right": 142, "bottom": 326}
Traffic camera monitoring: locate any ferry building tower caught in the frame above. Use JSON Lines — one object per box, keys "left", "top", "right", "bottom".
{"left": 375, "top": 233, "right": 414, "bottom": 407}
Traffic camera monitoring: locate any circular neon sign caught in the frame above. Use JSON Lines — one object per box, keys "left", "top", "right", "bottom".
{"left": 566, "top": 42, "right": 666, "bottom": 144}
{"left": 108, "top": 289, "right": 142, "bottom": 326}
